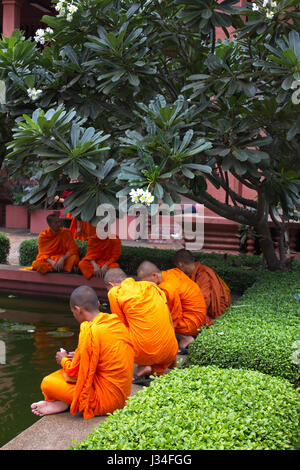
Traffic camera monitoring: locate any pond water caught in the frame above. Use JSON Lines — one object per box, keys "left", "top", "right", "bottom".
{"left": 0, "top": 294, "right": 81, "bottom": 448}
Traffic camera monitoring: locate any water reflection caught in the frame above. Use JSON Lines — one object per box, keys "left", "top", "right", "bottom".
{"left": 0, "top": 297, "right": 79, "bottom": 447}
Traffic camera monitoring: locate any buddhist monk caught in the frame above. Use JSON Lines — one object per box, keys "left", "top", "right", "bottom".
{"left": 137, "top": 261, "right": 208, "bottom": 354}
{"left": 31, "top": 286, "right": 135, "bottom": 419}
{"left": 69, "top": 218, "right": 97, "bottom": 241}
{"left": 104, "top": 268, "right": 178, "bottom": 385}
{"left": 173, "top": 249, "right": 231, "bottom": 320}
{"left": 79, "top": 234, "right": 122, "bottom": 279}
{"left": 30, "top": 213, "right": 79, "bottom": 274}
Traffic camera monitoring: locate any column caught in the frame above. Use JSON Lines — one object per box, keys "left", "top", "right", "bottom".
{"left": 2, "top": 0, "right": 23, "bottom": 37}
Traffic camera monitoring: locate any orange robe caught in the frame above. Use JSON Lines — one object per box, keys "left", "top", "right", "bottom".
{"left": 108, "top": 278, "right": 178, "bottom": 376}
{"left": 30, "top": 228, "right": 79, "bottom": 274}
{"left": 41, "top": 312, "right": 134, "bottom": 420}
{"left": 159, "top": 268, "right": 208, "bottom": 336}
{"left": 69, "top": 218, "right": 97, "bottom": 241}
{"left": 190, "top": 262, "right": 231, "bottom": 319}
{"left": 79, "top": 235, "right": 122, "bottom": 280}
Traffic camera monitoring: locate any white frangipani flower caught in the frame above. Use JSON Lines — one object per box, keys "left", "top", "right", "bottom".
{"left": 27, "top": 88, "right": 43, "bottom": 101}
{"left": 129, "top": 188, "right": 154, "bottom": 207}
{"left": 266, "top": 9, "right": 275, "bottom": 18}
{"left": 68, "top": 3, "right": 78, "bottom": 13}
{"left": 252, "top": 3, "right": 259, "bottom": 11}
{"left": 55, "top": 1, "right": 79, "bottom": 21}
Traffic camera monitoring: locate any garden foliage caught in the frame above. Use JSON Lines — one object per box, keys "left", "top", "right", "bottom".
{"left": 0, "top": 232, "right": 10, "bottom": 264}
{"left": 18, "top": 239, "right": 261, "bottom": 292}
{"left": 1, "top": 0, "right": 300, "bottom": 270}
{"left": 72, "top": 365, "right": 300, "bottom": 450}
{"left": 186, "top": 269, "right": 300, "bottom": 383}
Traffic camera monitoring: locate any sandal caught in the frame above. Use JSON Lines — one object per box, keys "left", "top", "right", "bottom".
{"left": 132, "top": 375, "right": 152, "bottom": 386}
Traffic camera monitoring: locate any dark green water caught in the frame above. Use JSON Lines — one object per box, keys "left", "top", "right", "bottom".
{"left": 0, "top": 294, "right": 80, "bottom": 448}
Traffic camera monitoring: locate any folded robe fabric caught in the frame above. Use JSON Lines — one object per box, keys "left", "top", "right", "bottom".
{"left": 79, "top": 235, "right": 122, "bottom": 279}
{"left": 108, "top": 278, "right": 178, "bottom": 376}
{"left": 22, "top": 228, "right": 79, "bottom": 274}
{"left": 160, "top": 268, "right": 208, "bottom": 336}
{"left": 42, "top": 312, "right": 135, "bottom": 420}
{"left": 190, "top": 262, "right": 231, "bottom": 319}
{"left": 69, "top": 218, "right": 97, "bottom": 241}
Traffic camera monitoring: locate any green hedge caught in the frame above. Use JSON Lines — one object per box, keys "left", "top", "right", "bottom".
{"left": 186, "top": 270, "right": 300, "bottom": 383}
{"left": 19, "top": 238, "right": 261, "bottom": 293}
{"left": 0, "top": 232, "right": 10, "bottom": 264}
{"left": 72, "top": 365, "right": 300, "bottom": 450}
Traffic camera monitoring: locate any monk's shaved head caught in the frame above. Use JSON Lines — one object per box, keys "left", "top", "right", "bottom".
{"left": 137, "top": 261, "right": 161, "bottom": 278}
{"left": 47, "top": 213, "right": 60, "bottom": 225}
{"left": 136, "top": 261, "right": 162, "bottom": 285}
{"left": 173, "top": 249, "right": 195, "bottom": 266}
{"left": 104, "top": 268, "right": 127, "bottom": 286}
{"left": 70, "top": 285, "right": 99, "bottom": 312}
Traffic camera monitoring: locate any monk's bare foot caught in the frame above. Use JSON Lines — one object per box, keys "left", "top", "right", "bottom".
{"left": 135, "top": 365, "right": 152, "bottom": 378}
{"left": 176, "top": 334, "right": 194, "bottom": 350}
{"left": 31, "top": 400, "right": 69, "bottom": 417}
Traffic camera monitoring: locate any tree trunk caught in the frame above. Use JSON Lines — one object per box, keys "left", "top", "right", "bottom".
{"left": 254, "top": 218, "right": 281, "bottom": 271}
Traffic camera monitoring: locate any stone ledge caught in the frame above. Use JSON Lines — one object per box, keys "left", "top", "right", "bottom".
{"left": 0, "top": 265, "right": 107, "bottom": 301}
{"left": 1, "top": 384, "right": 143, "bottom": 451}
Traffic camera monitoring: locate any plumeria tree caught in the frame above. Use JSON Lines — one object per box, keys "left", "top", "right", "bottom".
{"left": 1, "top": 0, "right": 300, "bottom": 270}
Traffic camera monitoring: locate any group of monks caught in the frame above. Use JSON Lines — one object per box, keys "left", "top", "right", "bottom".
{"left": 30, "top": 212, "right": 231, "bottom": 420}
{"left": 26, "top": 213, "right": 122, "bottom": 279}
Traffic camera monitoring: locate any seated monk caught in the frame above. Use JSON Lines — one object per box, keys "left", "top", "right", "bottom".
{"left": 79, "top": 234, "right": 122, "bottom": 280}
{"left": 137, "top": 261, "right": 208, "bottom": 354}
{"left": 104, "top": 268, "right": 178, "bottom": 385}
{"left": 31, "top": 285, "right": 135, "bottom": 419}
{"left": 69, "top": 218, "right": 97, "bottom": 241}
{"left": 29, "top": 213, "right": 79, "bottom": 274}
{"left": 173, "top": 249, "right": 231, "bottom": 320}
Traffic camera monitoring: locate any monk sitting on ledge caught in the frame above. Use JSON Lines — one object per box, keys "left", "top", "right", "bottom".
{"left": 31, "top": 285, "right": 135, "bottom": 419}
{"left": 104, "top": 268, "right": 178, "bottom": 386}
{"left": 78, "top": 233, "right": 122, "bottom": 280}
{"left": 173, "top": 249, "right": 231, "bottom": 320}
{"left": 29, "top": 213, "right": 79, "bottom": 275}
{"left": 137, "top": 261, "right": 208, "bottom": 355}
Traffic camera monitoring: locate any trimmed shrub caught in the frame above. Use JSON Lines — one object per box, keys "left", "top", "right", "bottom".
{"left": 19, "top": 238, "right": 87, "bottom": 266}
{"left": 18, "top": 238, "right": 260, "bottom": 292}
{"left": 72, "top": 366, "right": 300, "bottom": 450}
{"left": 19, "top": 238, "right": 38, "bottom": 266}
{"left": 0, "top": 232, "right": 10, "bottom": 264}
{"left": 186, "top": 270, "right": 300, "bottom": 383}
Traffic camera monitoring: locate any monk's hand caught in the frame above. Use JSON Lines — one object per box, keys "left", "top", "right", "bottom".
{"left": 56, "top": 257, "right": 65, "bottom": 272}
{"left": 67, "top": 351, "right": 75, "bottom": 359}
{"left": 92, "top": 261, "right": 102, "bottom": 278}
{"left": 100, "top": 264, "right": 108, "bottom": 277}
{"left": 56, "top": 350, "right": 68, "bottom": 365}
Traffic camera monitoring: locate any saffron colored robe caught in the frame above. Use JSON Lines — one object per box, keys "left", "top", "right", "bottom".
{"left": 108, "top": 278, "right": 178, "bottom": 376}
{"left": 160, "top": 268, "right": 208, "bottom": 336}
{"left": 79, "top": 235, "right": 122, "bottom": 280}
{"left": 41, "top": 312, "right": 135, "bottom": 420}
{"left": 190, "top": 262, "right": 231, "bottom": 319}
{"left": 69, "top": 218, "right": 97, "bottom": 241}
{"left": 28, "top": 228, "right": 79, "bottom": 274}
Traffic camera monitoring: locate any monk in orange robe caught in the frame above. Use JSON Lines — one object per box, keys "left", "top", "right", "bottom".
{"left": 104, "top": 268, "right": 178, "bottom": 385}
{"left": 29, "top": 213, "right": 79, "bottom": 274}
{"left": 31, "top": 286, "right": 134, "bottom": 419}
{"left": 79, "top": 234, "right": 122, "bottom": 279}
{"left": 69, "top": 218, "right": 97, "bottom": 241}
{"left": 137, "top": 261, "right": 208, "bottom": 354}
{"left": 173, "top": 249, "right": 231, "bottom": 320}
